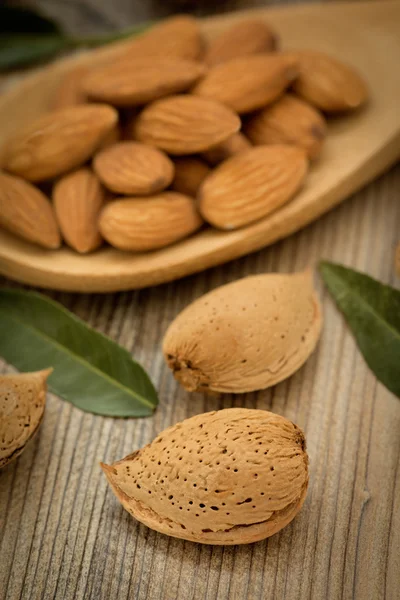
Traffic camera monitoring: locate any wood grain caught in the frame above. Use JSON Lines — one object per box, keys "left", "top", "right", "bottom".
{"left": 0, "top": 2, "right": 399, "bottom": 600}
{"left": 0, "top": 1, "right": 399, "bottom": 292}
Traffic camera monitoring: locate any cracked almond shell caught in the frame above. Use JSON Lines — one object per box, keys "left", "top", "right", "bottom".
{"left": 163, "top": 271, "right": 321, "bottom": 393}
{"left": 101, "top": 407, "right": 309, "bottom": 545}
{"left": 0, "top": 369, "right": 52, "bottom": 469}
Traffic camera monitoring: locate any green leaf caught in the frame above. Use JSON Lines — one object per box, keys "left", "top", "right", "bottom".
{"left": 0, "top": 6, "right": 62, "bottom": 34}
{"left": 0, "top": 35, "right": 70, "bottom": 70}
{"left": 0, "top": 288, "right": 158, "bottom": 417}
{"left": 319, "top": 261, "right": 400, "bottom": 398}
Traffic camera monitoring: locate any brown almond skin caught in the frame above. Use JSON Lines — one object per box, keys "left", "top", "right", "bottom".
{"left": 133, "top": 95, "right": 241, "bottom": 155}
{"left": 0, "top": 369, "right": 52, "bottom": 469}
{"left": 244, "top": 94, "right": 327, "bottom": 159}
{"left": 120, "top": 15, "right": 204, "bottom": 61}
{"left": 52, "top": 66, "right": 88, "bottom": 110}
{"left": 192, "top": 54, "right": 299, "bottom": 114}
{"left": 2, "top": 104, "right": 118, "bottom": 182}
{"left": 171, "top": 158, "right": 210, "bottom": 197}
{"left": 99, "top": 192, "right": 203, "bottom": 251}
{"left": 53, "top": 168, "right": 106, "bottom": 253}
{"left": 93, "top": 142, "right": 174, "bottom": 195}
{"left": 204, "top": 19, "right": 278, "bottom": 66}
{"left": 163, "top": 271, "right": 321, "bottom": 394}
{"left": 0, "top": 171, "right": 60, "bottom": 249}
{"left": 202, "top": 132, "right": 252, "bottom": 166}
{"left": 289, "top": 50, "right": 368, "bottom": 112}
{"left": 83, "top": 57, "right": 206, "bottom": 107}
{"left": 101, "top": 407, "right": 309, "bottom": 545}
{"left": 199, "top": 145, "right": 308, "bottom": 230}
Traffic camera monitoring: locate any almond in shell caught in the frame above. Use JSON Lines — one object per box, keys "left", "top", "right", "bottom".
{"left": 83, "top": 57, "right": 205, "bottom": 107}
{"left": 244, "top": 94, "right": 327, "bottom": 159}
{"left": 133, "top": 95, "right": 240, "bottom": 155}
{"left": 99, "top": 192, "right": 203, "bottom": 251}
{"left": 0, "top": 369, "right": 52, "bottom": 469}
{"left": 163, "top": 270, "right": 321, "bottom": 393}
{"left": 204, "top": 19, "right": 278, "bottom": 65}
{"left": 202, "top": 132, "right": 251, "bottom": 166}
{"left": 101, "top": 407, "right": 309, "bottom": 544}
{"left": 0, "top": 171, "right": 60, "bottom": 249}
{"left": 289, "top": 50, "right": 368, "bottom": 112}
{"left": 2, "top": 104, "right": 118, "bottom": 182}
{"left": 192, "top": 54, "right": 299, "bottom": 114}
{"left": 199, "top": 145, "right": 308, "bottom": 229}
{"left": 93, "top": 142, "right": 174, "bottom": 195}
{"left": 53, "top": 168, "right": 106, "bottom": 253}
{"left": 171, "top": 158, "right": 210, "bottom": 197}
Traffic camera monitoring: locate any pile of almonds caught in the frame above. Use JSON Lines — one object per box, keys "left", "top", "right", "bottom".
{"left": 0, "top": 15, "right": 368, "bottom": 254}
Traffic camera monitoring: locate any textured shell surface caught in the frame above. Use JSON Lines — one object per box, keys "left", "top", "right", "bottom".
{"left": 163, "top": 271, "right": 321, "bottom": 393}
{"left": 0, "top": 369, "right": 52, "bottom": 469}
{"left": 101, "top": 408, "right": 309, "bottom": 545}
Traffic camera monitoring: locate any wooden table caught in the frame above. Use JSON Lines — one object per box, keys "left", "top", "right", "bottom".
{"left": 0, "top": 2, "right": 399, "bottom": 599}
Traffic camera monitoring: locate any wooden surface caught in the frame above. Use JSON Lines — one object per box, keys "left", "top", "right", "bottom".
{"left": 1, "top": 2, "right": 400, "bottom": 600}
{"left": 1, "top": 1, "right": 400, "bottom": 292}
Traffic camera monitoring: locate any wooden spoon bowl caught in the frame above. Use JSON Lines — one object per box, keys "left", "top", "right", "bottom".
{"left": 0, "top": 0, "right": 399, "bottom": 292}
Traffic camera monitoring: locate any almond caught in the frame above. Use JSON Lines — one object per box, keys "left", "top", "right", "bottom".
{"left": 199, "top": 145, "right": 308, "bottom": 229}
{"left": 192, "top": 54, "right": 299, "bottom": 114}
{"left": 99, "top": 192, "right": 203, "bottom": 251}
{"left": 163, "top": 270, "right": 321, "bottom": 393}
{"left": 53, "top": 168, "right": 106, "bottom": 253}
{"left": 204, "top": 19, "right": 278, "bottom": 65}
{"left": 0, "top": 369, "right": 52, "bottom": 469}
{"left": 289, "top": 50, "right": 368, "bottom": 112}
{"left": 133, "top": 95, "right": 241, "bottom": 155}
{"left": 2, "top": 104, "right": 118, "bottom": 182}
{"left": 93, "top": 141, "right": 174, "bottom": 195}
{"left": 244, "top": 94, "right": 327, "bottom": 159}
{"left": 171, "top": 158, "right": 210, "bottom": 197}
{"left": 83, "top": 57, "right": 205, "bottom": 107}
{"left": 52, "top": 65, "right": 88, "bottom": 110}
{"left": 120, "top": 15, "right": 204, "bottom": 61}
{"left": 0, "top": 171, "right": 61, "bottom": 249}
{"left": 101, "top": 407, "right": 309, "bottom": 544}
{"left": 202, "top": 132, "right": 251, "bottom": 166}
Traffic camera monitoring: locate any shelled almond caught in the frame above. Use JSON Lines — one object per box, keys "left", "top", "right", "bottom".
{"left": 0, "top": 14, "right": 369, "bottom": 255}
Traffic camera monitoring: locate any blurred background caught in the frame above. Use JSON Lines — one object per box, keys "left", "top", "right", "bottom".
{"left": 4, "top": 0, "right": 302, "bottom": 36}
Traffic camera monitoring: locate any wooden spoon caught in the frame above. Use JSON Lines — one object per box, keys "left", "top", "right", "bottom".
{"left": 0, "top": 0, "right": 399, "bottom": 292}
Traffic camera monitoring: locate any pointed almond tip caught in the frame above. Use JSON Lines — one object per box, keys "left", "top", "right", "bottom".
{"left": 38, "top": 367, "right": 54, "bottom": 383}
